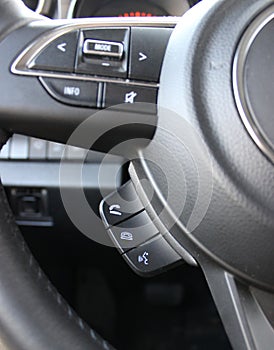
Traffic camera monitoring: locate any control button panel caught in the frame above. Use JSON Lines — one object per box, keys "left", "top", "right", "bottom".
{"left": 10, "top": 134, "right": 29, "bottom": 159}
{"left": 47, "top": 142, "right": 65, "bottom": 159}
{"left": 123, "top": 235, "right": 181, "bottom": 276}
{"left": 40, "top": 77, "right": 99, "bottom": 108}
{"left": 13, "top": 25, "right": 175, "bottom": 110}
{"left": 107, "top": 211, "right": 158, "bottom": 252}
{"left": 76, "top": 28, "right": 129, "bottom": 78}
{"left": 0, "top": 135, "right": 91, "bottom": 161}
{"left": 29, "top": 138, "right": 47, "bottom": 159}
{"left": 129, "top": 27, "right": 173, "bottom": 82}
{"left": 99, "top": 183, "right": 183, "bottom": 276}
{"left": 29, "top": 31, "right": 79, "bottom": 73}
{"left": 65, "top": 145, "right": 86, "bottom": 160}
{"left": 100, "top": 180, "right": 144, "bottom": 228}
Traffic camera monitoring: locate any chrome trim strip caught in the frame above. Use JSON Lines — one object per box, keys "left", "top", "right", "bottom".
{"left": 36, "top": 0, "right": 46, "bottom": 14}
{"left": 67, "top": 0, "right": 77, "bottom": 19}
{"left": 11, "top": 18, "right": 177, "bottom": 88}
{"left": 233, "top": 5, "right": 274, "bottom": 164}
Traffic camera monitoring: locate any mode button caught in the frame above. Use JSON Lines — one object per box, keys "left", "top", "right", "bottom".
{"left": 83, "top": 39, "right": 124, "bottom": 59}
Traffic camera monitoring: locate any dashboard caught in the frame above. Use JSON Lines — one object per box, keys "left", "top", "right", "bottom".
{"left": 70, "top": 0, "right": 189, "bottom": 18}
{"left": 22, "top": 0, "right": 191, "bottom": 18}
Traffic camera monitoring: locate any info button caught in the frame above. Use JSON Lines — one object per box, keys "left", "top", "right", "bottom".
{"left": 39, "top": 77, "right": 99, "bottom": 108}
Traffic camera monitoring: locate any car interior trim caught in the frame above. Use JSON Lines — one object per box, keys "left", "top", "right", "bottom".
{"left": 36, "top": 0, "right": 46, "bottom": 14}
{"left": 67, "top": 0, "right": 78, "bottom": 19}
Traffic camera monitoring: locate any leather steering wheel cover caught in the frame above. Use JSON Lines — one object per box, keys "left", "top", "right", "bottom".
{"left": 0, "top": 175, "right": 113, "bottom": 350}
{"left": 0, "top": 1, "right": 114, "bottom": 349}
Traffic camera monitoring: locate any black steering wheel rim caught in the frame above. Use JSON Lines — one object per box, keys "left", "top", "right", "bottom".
{"left": 0, "top": 1, "right": 114, "bottom": 349}
{"left": 0, "top": 177, "right": 113, "bottom": 350}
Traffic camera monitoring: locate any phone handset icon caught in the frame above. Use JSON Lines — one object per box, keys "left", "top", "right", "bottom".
{"left": 109, "top": 204, "right": 122, "bottom": 216}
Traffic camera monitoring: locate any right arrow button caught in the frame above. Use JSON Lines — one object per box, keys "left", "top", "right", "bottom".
{"left": 129, "top": 27, "right": 173, "bottom": 82}
{"left": 138, "top": 52, "right": 148, "bottom": 62}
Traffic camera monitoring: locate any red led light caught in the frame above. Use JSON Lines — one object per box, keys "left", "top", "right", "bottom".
{"left": 119, "top": 11, "right": 153, "bottom": 17}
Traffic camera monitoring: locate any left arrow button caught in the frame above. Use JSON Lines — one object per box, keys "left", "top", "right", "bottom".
{"left": 57, "top": 42, "right": 67, "bottom": 53}
{"left": 29, "top": 31, "right": 79, "bottom": 73}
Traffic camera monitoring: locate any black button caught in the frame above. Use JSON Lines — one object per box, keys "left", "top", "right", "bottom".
{"left": 123, "top": 235, "right": 182, "bottom": 276}
{"left": 129, "top": 27, "right": 172, "bottom": 82}
{"left": 107, "top": 211, "right": 158, "bottom": 252}
{"left": 29, "top": 31, "right": 79, "bottom": 73}
{"left": 104, "top": 83, "right": 157, "bottom": 111}
{"left": 83, "top": 39, "right": 124, "bottom": 60}
{"left": 40, "top": 77, "right": 98, "bottom": 108}
{"left": 19, "top": 195, "right": 40, "bottom": 216}
{"left": 76, "top": 28, "right": 129, "bottom": 78}
{"left": 100, "top": 181, "right": 144, "bottom": 228}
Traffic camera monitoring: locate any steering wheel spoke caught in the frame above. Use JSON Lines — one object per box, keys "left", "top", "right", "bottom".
{"left": 201, "top": 259, "right": 274, "bottom": 350}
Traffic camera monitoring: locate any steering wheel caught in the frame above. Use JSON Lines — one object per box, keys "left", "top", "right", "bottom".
{"left": 0, "top": 0, "right": 273, "bottom": 349}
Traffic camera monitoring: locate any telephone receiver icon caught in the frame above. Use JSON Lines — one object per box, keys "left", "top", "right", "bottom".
{"left": 109, "top": 204, "right": 122, "bottom": 216}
